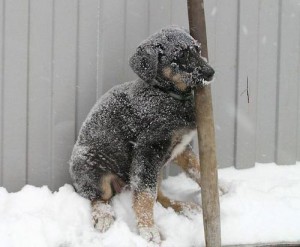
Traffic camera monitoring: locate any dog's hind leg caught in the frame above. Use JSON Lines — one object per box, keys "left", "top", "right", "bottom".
{"left": 157, "top": 174, "right": 201, "bottom": 214}
{"left": 70, "top": 147, "right": 127, "bottom": 232}
{"left": 174, "top": 145, "right": 228, "bottom": 195}
{"left": 157, "top": 189, "right": 201, "bottom": 214}
{"left": 92, "top": 173, "right": 126, "bottom": 232}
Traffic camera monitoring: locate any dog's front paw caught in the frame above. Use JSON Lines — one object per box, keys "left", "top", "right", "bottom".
{"left": 138, "top": 225, "right": 161, "bottom": 245}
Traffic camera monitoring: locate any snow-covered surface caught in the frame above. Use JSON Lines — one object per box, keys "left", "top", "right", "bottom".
{"left": 1, "top": 163, "right": 300, "bottom": 247}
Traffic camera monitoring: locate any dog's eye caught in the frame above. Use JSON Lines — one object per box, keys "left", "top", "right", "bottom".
{"left": 158, "top": 52, "right": 165, "bottom": 62}
{"left": 178, "top": 51, "right": 185, "bottom": 58}
{"left": 193, "top": 45, "right": 201, "bottom": 54}
{"left": 177, "top": 50, "right": 188, "bottom": 62}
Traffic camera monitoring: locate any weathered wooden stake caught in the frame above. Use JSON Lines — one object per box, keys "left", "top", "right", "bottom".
{"left": 187, "top": 0, "right": 222, "bottom": 246}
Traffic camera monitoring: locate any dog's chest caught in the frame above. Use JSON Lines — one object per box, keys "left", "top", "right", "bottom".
{"left": 169, "top": 129, "right": 196, "bottom": 161}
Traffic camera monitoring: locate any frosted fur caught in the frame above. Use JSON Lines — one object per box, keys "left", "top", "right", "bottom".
{"left": 69, "top": 26, "right": 215, "bottom": 243}
{"left": 69, "top": 26, "right": 215, "bottom": 200}
{"left": 129, "top": 26, "right": 215, "bottom": 87}
{"left": 69, "top": 79, "right": 196, "bottom": 199}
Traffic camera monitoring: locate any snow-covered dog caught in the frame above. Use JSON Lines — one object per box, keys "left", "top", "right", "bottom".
{"left": 69, "top": 26, "right": 214, "bottom": 244}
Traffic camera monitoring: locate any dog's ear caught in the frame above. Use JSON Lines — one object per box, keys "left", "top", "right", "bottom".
{"left": 129, "top": 44, "right": 158, "bottom": 82}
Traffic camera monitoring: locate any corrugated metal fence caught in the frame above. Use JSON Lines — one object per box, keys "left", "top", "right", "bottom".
{"left": 0, "top": 0, "right": 299, "bottom": 192}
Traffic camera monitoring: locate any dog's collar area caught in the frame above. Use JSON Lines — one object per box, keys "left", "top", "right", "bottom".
{"left": 167, "top": 91, "right": 194, "bottom": 101}
{"left": 152, "top": 84, "right": 194, "bottom": 101}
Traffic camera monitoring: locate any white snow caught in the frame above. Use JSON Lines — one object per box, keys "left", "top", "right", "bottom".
{"left": 1, "top": 162, "right": 300, "bottom": 247}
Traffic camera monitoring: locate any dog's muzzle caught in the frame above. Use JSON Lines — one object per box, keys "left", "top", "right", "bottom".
{"left": 190, "top": 65, "right": 215, "bottom": 87}
{"left": 201, "top": 65, "right": 215, "bottom": 81}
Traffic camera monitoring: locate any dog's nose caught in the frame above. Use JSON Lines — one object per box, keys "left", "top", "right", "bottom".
{"left": 203, "top": 66, "right": 215, "bottom": 81}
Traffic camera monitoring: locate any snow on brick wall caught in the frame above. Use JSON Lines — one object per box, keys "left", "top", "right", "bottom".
{"left": 0, "top": 0, "right": 299, "bottom": 192}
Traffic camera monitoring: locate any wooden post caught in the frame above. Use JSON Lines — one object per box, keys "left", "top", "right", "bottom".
{"left": 187, "top": 0, "right": 222, "bottom": 246}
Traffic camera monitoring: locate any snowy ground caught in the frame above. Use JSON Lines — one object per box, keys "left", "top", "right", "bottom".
{"left": 1, "top": 163, "right": 300, "bottom": 247}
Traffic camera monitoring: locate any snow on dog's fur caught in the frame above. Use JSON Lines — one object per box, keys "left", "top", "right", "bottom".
{"left": 69, "top": 26, "right": 214, "bottom": 244}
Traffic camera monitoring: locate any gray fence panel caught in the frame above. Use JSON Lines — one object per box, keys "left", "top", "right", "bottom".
{"left": 100, "top": 0, "right": 126, "bottom": 94}
{"left": 2, "top": 0, "right": 29, "bottom": 191}
{"left": 149, "top": 0, "right": 171, "bottom": 34}
{"left": 235, "top": 0, "right": 259, "bottom": 169}
{"left": 97, "top": 0, "right": 104, "bottom": 98}
{"left": 298, "top": 98, "right": 300, "bottom": 161}
{"left": 256, "top": 0, "right": 279, "bottom": 164}
{"left": 0, "top": 0, "right": 300, "bottom": 192}
{"left": 27, "top": 0, "right": 53, "bottom": 188}
{"left": 124, "top": 0, "right": 149, "bottom": 82}
{"left": 275, "top": 0, "right": 299, "bottom": 165}
{"left": 76, "top": 0, "right": 98, "bottom": 136}
{"left": 51, "top": 0, "right": 78, "bottom": 189}
{"left": 171, "top": 0, "right": 189, "bottom": 27}
{"left": 210, "top": 0, "right": 238, "bottom": 168}
{"left": 0, "top": 0, "right": 4, "bottom": 185}
{"left": 298, "top": 79, "right": 300, "bottom": 162}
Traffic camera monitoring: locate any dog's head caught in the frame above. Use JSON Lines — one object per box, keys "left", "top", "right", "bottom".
{"left": 129, "top": 26, "right": 215, "bottom": 92}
